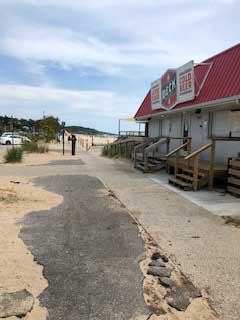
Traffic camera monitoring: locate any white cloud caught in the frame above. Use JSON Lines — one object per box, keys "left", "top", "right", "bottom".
{"left": 0, "top": 84, "right": 138, "bottom": 121}
{"left": 0, "top": 0, "right": 238, "bottom": 131}
{"left": 0, "top": 23, "right": 169, "bottom": 75}
{"left": 0, "top": 0, "right": 238, "bottom": 76}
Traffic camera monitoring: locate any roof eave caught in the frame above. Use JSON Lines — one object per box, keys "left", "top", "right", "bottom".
{"left": 135, "top": 94, "right": 240, "bottom": 121}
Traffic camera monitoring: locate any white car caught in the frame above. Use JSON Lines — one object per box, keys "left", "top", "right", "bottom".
{"left": 0, "top": 134, "right": 30, "bottom": 145}
{"left": 1, "top": 132, "right": 18, "bottom": 137}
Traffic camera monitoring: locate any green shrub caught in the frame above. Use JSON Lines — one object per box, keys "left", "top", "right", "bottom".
{"left": 4, "top": 147, "right": 23, "bottom": 163}
{"left": 102, "top": 145, "right": 108, "bottom": 156}
{"left": 22, "top": 141, "right": 48, "bottom": 153}
{"left": 102, "top": 145, "right": 118, "bottom": 158}
{"left": 37, "top": 144, "right": 49, "bottom": 153}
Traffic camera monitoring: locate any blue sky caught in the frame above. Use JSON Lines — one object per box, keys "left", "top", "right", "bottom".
{"left": 0, "top": 0, "right": 239, "bottom": 133}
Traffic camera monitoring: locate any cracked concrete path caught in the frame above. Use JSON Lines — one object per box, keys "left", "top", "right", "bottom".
{"left": 20, "top": 174, "right": 149, "bottom": 320}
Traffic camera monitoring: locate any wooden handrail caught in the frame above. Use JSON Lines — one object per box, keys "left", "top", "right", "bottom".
{"left": 134, "top": 139, "right": 153, "bottom": 152}
{"left": 211, "top": 137, "right": 240, "bottom": 141}
{"left": 165, "top": 142, "right": 188, "bottom": 158}
{"left": 184, "top": 143, "right": 212, "bottom": 160}
{"left": 166, "top": 136, "right": 192, "bottom": 140}
{"left": 145, "top": 138, "right": 168, "bottom": 153}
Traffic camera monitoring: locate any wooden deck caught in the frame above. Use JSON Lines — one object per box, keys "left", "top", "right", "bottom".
{"left": 167, "top": 157, "right": 227, "bottom": 178}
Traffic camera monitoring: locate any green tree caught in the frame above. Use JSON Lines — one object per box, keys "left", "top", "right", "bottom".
{"left": 35, "top": 116, "right": 61, "bottom": 142}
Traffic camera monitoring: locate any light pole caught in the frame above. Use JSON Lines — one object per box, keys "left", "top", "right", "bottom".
{"left": 61, "top": 121, "right": 66, "bottom": 155}
{"left": 118, "top": 119, "right": 121, "bottom": 137}
{"left": 11, "top": 116, "right": 14, "bottom": 146}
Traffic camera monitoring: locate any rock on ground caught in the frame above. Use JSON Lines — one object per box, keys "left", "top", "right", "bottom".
{"left": 0, "top": 289, "right": 34, "bottom": 318}
{"left": 147, "top": 266, "right": 171, "bottom": 278}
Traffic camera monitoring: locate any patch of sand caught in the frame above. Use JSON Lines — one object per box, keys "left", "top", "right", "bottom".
{"left": 0, "top": 177, "right": 63, "bottom": 320}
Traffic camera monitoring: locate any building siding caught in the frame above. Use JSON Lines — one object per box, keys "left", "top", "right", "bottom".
{"left": 148, "top": 108, "right": 240, "bottom": 164}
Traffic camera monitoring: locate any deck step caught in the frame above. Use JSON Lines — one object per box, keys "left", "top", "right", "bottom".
{"left": 148, "top": 159, "right": 164, "bottom": 165}
{"left": 148, "top": 157, "right": 167, "bottom": 162}
{"left": 168, "top": 178, "right": 192, "bottom": 191}
{"left": 181, "top": 168, "right": 206, "bottom": 177}
{"left": 135, "top": 163, "right": 145, "bottom": 172}
{"left": 135, "top": 161, "right": 165, "bottom": 173}
{"left": 176, "top": 174, "right": 198, "bottom": 182}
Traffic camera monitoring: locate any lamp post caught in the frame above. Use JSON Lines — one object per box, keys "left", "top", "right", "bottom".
{"left": 118, "top": 119, "right": 121, "bottom": 137}
{"left": 11, "top": 116, "right": 14, "bottom": 146}
{"left": 61, "top": 121, "right": 66, "bottom": 155}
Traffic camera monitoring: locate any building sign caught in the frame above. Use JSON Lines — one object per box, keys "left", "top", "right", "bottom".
{"left": 151, "top": 60, "right": 195, "bottom": 111}
{"left": 151, "top": 79, "right": 161, "bottom": 110}
{"left": 161, "top": 70, "right": 177, "bottom": 109}
{"left": 177, "top": 60, "right": 195, "bottom": 103}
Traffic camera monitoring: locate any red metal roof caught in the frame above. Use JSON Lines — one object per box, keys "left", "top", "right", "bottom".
{"left": 135, "top": 44, "right": 240, "bottom": 118}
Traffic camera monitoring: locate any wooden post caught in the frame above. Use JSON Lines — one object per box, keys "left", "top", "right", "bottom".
{"left": 175, "top": 151, "right": 179, "bottom": 176}
{"left": 166, "top": 138, "right": 170, "bottom": 154}
{"left": 209, "top": 140, "right": 216, "bottom": 191}
{"left": 193, "top": 156, "right": 199, "bottom": 191}
{"left": 187, "top": 138, "right": 192, "bottom": 155}
{"left": 134, "top": 147, "right": 137, "bottom": 166}
{"left": 187, "top": 138, "right": 192, "bottom": 168}
{"left": 144, "top": 150, "right": 148, "bottom": 172}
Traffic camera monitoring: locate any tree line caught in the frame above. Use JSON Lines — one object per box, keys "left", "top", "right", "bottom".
{"left": 0, "top": 115, "right": 61, "bottom": 142}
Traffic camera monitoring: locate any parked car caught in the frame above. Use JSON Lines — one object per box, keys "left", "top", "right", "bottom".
{"left": 0, "top": 134, "right": 31, "bottom": 145}
{"left": 0, "top": 132, "right": 18, "bottom": 137}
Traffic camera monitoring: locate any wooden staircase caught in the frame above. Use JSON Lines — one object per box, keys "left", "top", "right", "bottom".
{"left": 168, "top": 142, "right": 215, "bottom": 191}
{"left": 134, "top": 138, "right": 169, "bottom": 173}
{"left": 169, "top": 167, "right": 209, "bottom": 191}
{"left": 135, "top": 155, "right": 167, "bottom": 173}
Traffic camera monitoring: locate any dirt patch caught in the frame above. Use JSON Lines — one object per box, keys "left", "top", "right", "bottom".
{"left": 0, "top": 176, "right": 62, "bottom": 320}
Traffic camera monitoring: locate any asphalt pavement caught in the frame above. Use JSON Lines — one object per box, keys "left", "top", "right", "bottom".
{"left": 20, "top": 174, "right": 149, "bottom": 320}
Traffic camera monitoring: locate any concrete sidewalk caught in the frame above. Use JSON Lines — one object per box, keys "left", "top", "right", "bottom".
{"left": 78, "top": 149, "right": 240, "bottom": 320}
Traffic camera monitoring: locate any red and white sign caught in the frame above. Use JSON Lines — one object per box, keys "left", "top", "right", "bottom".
{"left": 161, "top": 69, "right": 177, "bottom": 109}
{"left": 151, "top": 60, "right": 195, "bottom": 110}
{"left": 151, "top": 79, "right": 161, "bottom": 110}
{"left": 177, "top": 60, "right": 195, "bottom": 103}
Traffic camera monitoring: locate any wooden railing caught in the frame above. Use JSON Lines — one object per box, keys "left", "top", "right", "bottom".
{"left": 119, "top": 131, "right": 145, "bottom": 137}
{"left": 143, "top": 138, "right": 169, "bottom": 170}
{"left": 133, "top": 137, "right": 157, "bottom": 166}
{"left": 165, "top": 142, "right": 189, "bottom": 176}
{"left": 165, "top": 142, "right": 189, "bottom": 158}
{"left": 145, "top": 137, "right": 169, "bottom": 156}
{"left": 165, "top": 138, "right": 192, "bottom": 176}
{"left": 184, "top": 142, "right": 215, "bottom": 191}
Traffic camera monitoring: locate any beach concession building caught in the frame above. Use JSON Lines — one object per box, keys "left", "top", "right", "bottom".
{"left": 135, "top": 44, "right": 240, "bottom": 163}
{"left": 132, "top": 44, "right": 240, "bottom": 192}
